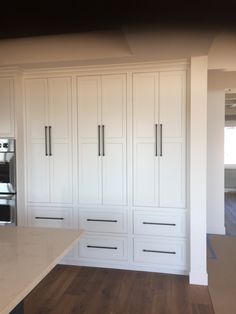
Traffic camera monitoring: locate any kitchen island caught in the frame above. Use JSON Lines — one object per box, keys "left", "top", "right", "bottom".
{"left": 0, "top": 227, "right": 83, "bottom": 314}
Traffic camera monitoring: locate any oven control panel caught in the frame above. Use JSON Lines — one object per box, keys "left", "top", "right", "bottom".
{"left": 0, "top": 139, "right": 15, "bottom": 152}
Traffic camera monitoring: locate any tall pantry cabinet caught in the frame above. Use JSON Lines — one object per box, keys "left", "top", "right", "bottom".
{"left": 77, "top": 74, "right": 129, "bottom": 263}
{"left": 25, "top": 77, "right": 74, "bottom": 228}
{"left": 132, "top": 70, "right": 187, "bottom": 272}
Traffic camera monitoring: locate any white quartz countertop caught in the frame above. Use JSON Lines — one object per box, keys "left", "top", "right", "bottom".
{"left": 0, "top": 227, "right": 84, "bottom": 314}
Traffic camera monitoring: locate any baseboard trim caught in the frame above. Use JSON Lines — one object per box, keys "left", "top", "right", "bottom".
{"left": 60, "top": 257, "right": 188, "bottom": 276}
{"left": 189, "top": 271, "right": 208, "bottom": 285}
{"left": 207, "top": 227, "right": 226, "bottom": 236}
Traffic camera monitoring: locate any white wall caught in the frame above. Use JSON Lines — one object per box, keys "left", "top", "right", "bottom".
{"left": 207, "top": 79, "right": 225, "bottom": 234}
{"left": 208, "top": 33, "right": 236, "bottom": 70}
{"left": 190, "top": 56, "right": 208, "bottom": 285}
{"left": 207, "top": 71, "right": 236, "bottom": 234}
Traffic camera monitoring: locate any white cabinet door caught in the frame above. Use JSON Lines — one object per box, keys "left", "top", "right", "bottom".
{"left": 101, "top": 74, "right": 127, "bottom": 205}
{"left": 25, "top": 79, "right": 50, "bottom": 203}
{"left": 78, "top": 76, "right": 102, "bottom": 204}
{"left": 77, "top": 74, "right": 127, "bottom": 206}
{"left": 133, "top": 73, "right": 159, "bottom": 206}
{"left": 25, "top": 77, "right": 73, "bottom": 204}
{"left": 0, "top": 77, "right": 14, "bottom": 137}
{"left": 133, "top": 71, "right": 186, "bottom": 208}
{"left": 48, "top": 77, "right": 73, "bottom": 204}
{"left": 159, "top": 71, "right": 186, "bottom": 208}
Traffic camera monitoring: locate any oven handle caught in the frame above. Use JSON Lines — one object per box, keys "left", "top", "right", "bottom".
{"left": 0, "top": 194, "right": 16, "bottom": 200}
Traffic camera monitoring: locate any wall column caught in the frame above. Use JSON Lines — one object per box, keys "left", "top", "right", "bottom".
{"left": 190, "top": 56, "right": 208, "bottom": 285}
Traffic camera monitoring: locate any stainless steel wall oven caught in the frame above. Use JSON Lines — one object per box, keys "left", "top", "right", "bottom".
{"left": 0, "top": 139, "right": 16, "bottom": 225}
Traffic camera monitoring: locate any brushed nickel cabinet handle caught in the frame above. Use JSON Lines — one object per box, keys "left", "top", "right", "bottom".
{"left": 45, "top": 126, "right": 48, "bottom": 156}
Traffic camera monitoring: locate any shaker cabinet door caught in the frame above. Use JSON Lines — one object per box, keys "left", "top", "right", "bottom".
{"left": 25, "top": 79, "right": 50, "bottom": 202}
{"left": 77, "top": 76, "right": 102, "bottom": 205}
{"left": 132, "top": 73, "right": 159, "bottom": 207}
{"left": 101, "top": 75, "right": 127, "bottom": 205}
{"left": 132, "top": 71, "right": 186, "bottom": 208}
{"left": 159, "top": 71, "right": 186, "bottom": 208}
{"left": 48, "top": 77, "right": 73, "bottom": 204}
{"left": 25, "top": 77, "right": 73, "bottom": 204}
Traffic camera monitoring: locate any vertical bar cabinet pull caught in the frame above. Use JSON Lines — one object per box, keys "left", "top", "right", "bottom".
{"left": 102, "top": 125, "right": 105, "bottom": 156}
{"left": 160, "top": 123, "right": 163, "bottom": 157}
{"left": 155, "top": 124, "right": 158, "bottom": 156}
{"left": 49, "top": 126, "right": 52, "bottom": 156}
{"left": 98, "top": 125, "right": 101, "bottom": 156}
{"left": 45, "top": 126, "right": 48, "bottom": 156}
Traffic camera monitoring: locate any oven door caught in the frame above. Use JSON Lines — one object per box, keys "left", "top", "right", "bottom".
{"left": 0, "top": 152, "right": 16, "bottom": 194}
{"left": 0, "top": 194, "right": 16, "bottom": 225}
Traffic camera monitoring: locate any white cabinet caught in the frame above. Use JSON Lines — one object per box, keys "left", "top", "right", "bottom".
{"left": 77, "top": 74, "right": 127, "bottom": 206}
{"left": 25, "top": 77, "right": 72, "bottom": 204}
{"left": 0, "top": 77, "right": 15, "bottom": 137}
{"left": 133, "top": 71, "right": 186, "bottom": 208}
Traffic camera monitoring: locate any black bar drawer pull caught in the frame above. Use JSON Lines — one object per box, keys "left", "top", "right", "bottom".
{"left": 86, "top": 219, "right": 118, "bottom": 223}
{"left": 142, "top": 222, "right": 176, "bottom": 226}
{"left": 87, "top": 245, "right": 118, "bottom": 250}
{"left": 35, "top": 216, "right": 64, "bottom": 220}
{"left": 142, "top": 249, "right": 176, "bottom": 255}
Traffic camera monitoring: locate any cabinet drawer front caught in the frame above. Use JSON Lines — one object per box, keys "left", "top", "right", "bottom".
{"left": 79, "top": 210, "right": 127, "bottom": 233}
{"left": 29, "top": 207, "right": 73, "bottom": 228}
{"left": 79, "top": 236, "right": 127, "bottom": 261}
{"left": 134, "top": 211, "right": 186, "bottom": 237}
{"left": 134, "top": 238, "right": 186, "bottom": 267}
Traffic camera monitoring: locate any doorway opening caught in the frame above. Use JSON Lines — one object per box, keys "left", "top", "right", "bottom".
{"left": 224, "top": 88, "right": 236, "bottom": 236}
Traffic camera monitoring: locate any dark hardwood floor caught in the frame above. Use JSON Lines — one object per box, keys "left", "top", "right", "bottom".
{"left": 24, "top": 265, "right": 214, "bottom": 314}
{"left": 225, "top": 191, "right": 236, "bottom": 236}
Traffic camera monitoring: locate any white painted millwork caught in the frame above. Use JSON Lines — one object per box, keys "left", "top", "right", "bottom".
{"left": 16, "top": 61, "right": 190, "bottom": 279}
{"left": 0, "top": 77, "right": 15, "bottom": 137}
{"left": 133, "top": 71, "right": 186, "bottom": 208}
{"left": 190, "top": 56, "right": 208, "bottom": 285}
{"left": 25, "top": 77, "right": 72, "bottom": 204}
{"left": 78, "top": 74, "right": 127, "bottom": 205}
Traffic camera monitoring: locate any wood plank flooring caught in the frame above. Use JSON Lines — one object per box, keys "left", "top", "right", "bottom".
{"left": 24, "top": 265, "right": 214, "bottom": 314}
{"left": 225, "top": 192, "right": 236, "bottom": 236}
